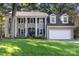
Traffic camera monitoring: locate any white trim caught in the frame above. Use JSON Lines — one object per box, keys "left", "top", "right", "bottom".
{"left": 47, "top": 26, "right": 75, "bottom": 28}
{"left": 15, "top": 17, "right": 17, "bottom": 37}
{"left": 25, "top": 17, "right": 27, "bottom": 37}
{"left": 60, "top": 14, "right": 69, "bottom": 24}
{"left": 45, "top": 17, "right": 47, "bottom": 38}
{"left": 50, "top": 15, "right": 56, "bottom": 24}
{"left": 38, "top": 18, "right": 43, "bottom": 24}
{"left": 62, "top": 16, "right": 68, "bottom": 24}
{"left": 35, "top": 17, "right": 37, "bottom": 37}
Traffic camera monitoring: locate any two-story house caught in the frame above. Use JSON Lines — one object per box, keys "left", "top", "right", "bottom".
{"left": 4, "top": 11, "right": 75, "bottom": 40}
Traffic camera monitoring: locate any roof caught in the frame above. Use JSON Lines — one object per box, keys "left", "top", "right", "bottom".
{"left": 47, "top": 13, "right": 74, "bottom": 26}
{"left": 47, "top": 21, "right": 74, "bottom": 26}
{"left": 9, "top": 11, "right": 48, "bottom": 17}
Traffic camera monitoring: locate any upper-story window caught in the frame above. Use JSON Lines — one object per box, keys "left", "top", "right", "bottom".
{"left": 17, "top": 18, "right": 20, "bottom": 23}
{"left": 27, "top": 18, "right": 35, "bottom": 23}
{"left": 50, "top": 14, "right": 56, "bottom": 24}
{"left": 63, "top": 17, "right": 68, "bottom": 22}
{"left": 37, "top": 18, "right": 44, "bottom": 24}
{"left": 61, "top": 14, "right": 68, "bottom": 24}
{"left": 39, "top": 18, "right": 43, "bottom": 24}
{"left": 17, "top": 18, "right": 25, "bottom": 24}
{"left": 21, "top": 18, "right": 24, "bottom": 23}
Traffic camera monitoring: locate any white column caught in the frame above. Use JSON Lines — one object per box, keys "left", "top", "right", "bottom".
{"left": 35, "top": 17, "right": 37, "bottom": 37}
{"left": 25, "top": 17, "right": 27, "bottom": 37}
{"left": 14, "top": 17, "right": 17, "bottom": 37}
{"left": 11, "top": 16, "right": 16, "bottom": 38}
{"left": 45, "top": 17, "right": 47, "bottom": 38}
{"left": 5, "top": 17, "right": 9, "bottom": 37}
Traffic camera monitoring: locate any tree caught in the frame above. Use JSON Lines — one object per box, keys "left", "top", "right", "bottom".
{"left": 11, "top": 3, "right": 17, "bottom": 39}
{"left": 38, "top": 3, "right": 75, "bottom": 14}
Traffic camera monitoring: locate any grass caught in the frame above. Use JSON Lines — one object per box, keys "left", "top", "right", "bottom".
{"left": 0, "top": 39, "right": 79, "bottom": 56}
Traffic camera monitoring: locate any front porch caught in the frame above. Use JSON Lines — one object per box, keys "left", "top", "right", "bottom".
{"left": 16, "top": 17, "right": 46, "bottom": 38}
{"left": 5, "top": 11, "right": 48, "bottom": 38}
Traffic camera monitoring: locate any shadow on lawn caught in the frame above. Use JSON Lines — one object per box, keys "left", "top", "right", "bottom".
{"left": 0, "top": 39, "right": 79, "bottom": 56}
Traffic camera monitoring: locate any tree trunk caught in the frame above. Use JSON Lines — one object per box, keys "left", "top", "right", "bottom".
{"left": 11, "top": 3, "right": 17, "bottom": 39}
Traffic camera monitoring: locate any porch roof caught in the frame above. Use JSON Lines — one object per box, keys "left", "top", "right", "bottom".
{"left": 9, "top": 11, "right": 48, "bottom": 17}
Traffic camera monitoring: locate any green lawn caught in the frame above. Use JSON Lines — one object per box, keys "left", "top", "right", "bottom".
{"left": 0, "top": 39, "right": 79, "bottom": 56}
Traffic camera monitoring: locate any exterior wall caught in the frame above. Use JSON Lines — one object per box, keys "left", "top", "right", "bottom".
{"left": 27, "top": 23, "right": 35, "bottom": 28}
{"left": 15, "top": 17, "right": 17, "bottom": 37}
{"left": 25, "top": 17, "right": 27, "bottom": 37}
{"left": 37, "top": 24, "right": 44, "bottom": 28}
{"left": 17, "top": 24, "right": 25, "bottom": 29}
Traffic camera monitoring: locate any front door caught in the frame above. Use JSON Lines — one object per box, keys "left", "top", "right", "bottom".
{"left": 28, "top": 28, "right": 35, "bottom": 37}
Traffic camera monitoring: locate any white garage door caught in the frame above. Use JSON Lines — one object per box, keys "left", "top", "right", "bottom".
{"left": 49, "top": 30, "right": 72, "bottom": 39}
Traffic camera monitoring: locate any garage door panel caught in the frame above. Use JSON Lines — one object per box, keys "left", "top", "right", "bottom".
{"left": 49, "top": 30, "right": 71, "bottom": 39}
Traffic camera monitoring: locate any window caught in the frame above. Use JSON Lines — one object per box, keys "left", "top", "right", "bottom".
{"left": 31, "top": 18, "right": 35, "bottom": 23}
{"left": 27, "top": 18, "right": 35, "bottom": 23}
{"left": 40, "top": 29, "right": 43, "bottom": 34}
{"left": 62, "top": 17, "right": 68, "bottom": 23}
{"left": 21, "top": 18, "right": 24, "bottom": 23}
{"left": 38, "top": 28, "right": 43, "bottom": 36}
{"left": 52, "top": 17, "right": 55, "bottom": 22}
{"left": 17, "top": 18, "right": 20, "bottom": 23}
{"left": 33, "top": 18, "right": 35, "bottom": 23}
{"left": 50, "top": 14, "right": 56, "bottom": 24}
{"left": 37, "top": 28, "right": 39, "bottom": 35}
{"left": 37, "top": 18, "right": 39, "bottom": 23}
{"left": 27, "top": 18, "right": 30, "bottom": 23}
{"left": 43, "top": 18, "right": 45, "bottom": 23}
{"left": 64, "top": 17, "right": 67, "bottom": 22}
{"left": 38, "top": 18, "right": 43, "bottom": 23}
{"left": 18, "top": 28, "right": 25, "bottom": 36}
{"left": 50, "top": 16, "right": 56, "bottom": 23}
{"left": 17, "top": 18, "right": 25, "bottom": 23}
{"left": 24, "top": 18, "right": 25, "bottom": 23}
{"left": 21, "top": 29, "right": 24, "bottom": 35}
{"left": 21, "top": 28, "right": 25, "bottom": 35}
{"left": 18, "top": 28, "right": 20, "bottom": 35}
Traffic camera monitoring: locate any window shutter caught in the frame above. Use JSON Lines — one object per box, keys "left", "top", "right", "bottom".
{"left": 37, "top": 18, "right": 39, "bottom": 23}
{"left": 24, "top": 18, "right": 25, "bottom": 23}
{"left": 18, "top": 28, "right": 20, "bottom": 35}
{"left": 27, "top": 18, "right": 29, "bottom": 23}
{"left": 37, "top": 28, "right": 39, "bottom": 35}
{"left": 43, "top": 18, "right": 45, "bottom": 23}
{"left": 17, "top": 18, "right": 20, "bottom": 23}
{"left": 34, "top": 18, "right": 35, "bottom": 23}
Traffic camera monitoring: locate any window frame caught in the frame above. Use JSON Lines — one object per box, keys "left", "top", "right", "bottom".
{"left": 38, "top": 18, "right": 44, "bottom": 24}
{"left": 17, "top": 17, "right": 25, "bottom": 24}
{"left": 17, "top": 18, "right": 20, "bottom": 23}
{"left": 18, "top": 28, "right": 25, "bottom": 36}
{"left": 38, "top": 28, "right": 43, "bottom": 36}
{"left": 62, "top": 16, "right": 68, "bottom": 24}
{"left": 50, "top": 16, "right": 56, "bottom": 24}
